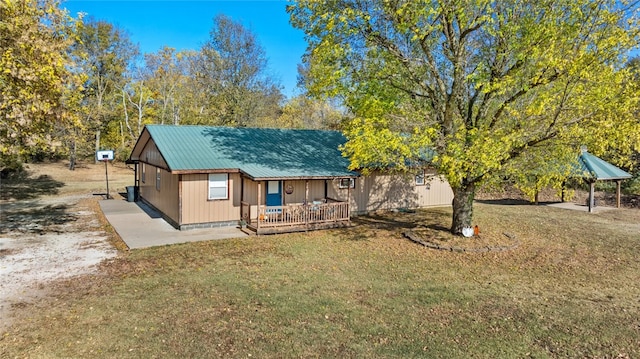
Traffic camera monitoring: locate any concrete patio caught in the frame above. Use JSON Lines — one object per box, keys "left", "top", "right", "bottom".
{"left": 545, "top": 202, "right": 617, "bottom": 213}
{"left": 99, "top": 199, "right": 247, "bottom": 249}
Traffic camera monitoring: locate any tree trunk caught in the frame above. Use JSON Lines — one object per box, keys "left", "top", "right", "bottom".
{"left": 95, "top": 129, "right": 100, "bottom": 163}
{"left": 451, "top": 182, "right": 476, "bottom": 235}
{"left": 68, "top": 138, "right": 76, "bottom": 171}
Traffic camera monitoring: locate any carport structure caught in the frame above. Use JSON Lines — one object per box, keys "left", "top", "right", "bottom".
{"left": 578, "top": 149, "right": 632, "bottom": 213}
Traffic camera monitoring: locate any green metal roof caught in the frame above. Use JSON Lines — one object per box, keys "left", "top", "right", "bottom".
{"left": 138, "top": 125, "right": 358, "bottom": 180}
{"left": 578, "top": 151, "right": 632, "bottom": 181}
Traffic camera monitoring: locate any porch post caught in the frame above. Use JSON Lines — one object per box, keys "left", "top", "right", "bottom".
{"left": 305, "top": 180, "right": 309, "bottom": 203}
{"left": 588, "top": 181, "right": 595, "bottom": 213}
{"left": 257, "top": 181, "right": 261, "bottom": 231}
{"left": 348, "top": 179, "right": 352, "bottom": 222}
{"left": 240, "top": 176, "right": 245, "bottom": 220}
{"left": 133, "top": 163, "right": 138, "bottom": 201}
{"left": 324, "top": 180, "right": 328, "bottom": 199}
{"left": 616, "top": 180, "right": 622, "bottom": 208}
{"left": 305, "top": 180, "right": 309, "bottom": 230}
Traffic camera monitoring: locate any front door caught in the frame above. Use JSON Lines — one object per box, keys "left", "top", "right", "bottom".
{"left": 265, "top": 180, "right": 282, "bottom": 207}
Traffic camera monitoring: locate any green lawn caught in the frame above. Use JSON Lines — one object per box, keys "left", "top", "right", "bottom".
{"left": 2, "top": 203, "right": 639, "bottom": 358}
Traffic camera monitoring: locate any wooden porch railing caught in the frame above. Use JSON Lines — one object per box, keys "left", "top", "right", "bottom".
{"left": 255, "top": 201, "right": 350, "bottom": 230}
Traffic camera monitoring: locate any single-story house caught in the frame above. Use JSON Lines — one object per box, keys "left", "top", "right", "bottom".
{"left": 128, "top": 125, "right": 454, "bottom": 234}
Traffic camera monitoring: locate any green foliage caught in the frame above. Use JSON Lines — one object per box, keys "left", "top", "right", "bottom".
{"left": 289, "top": 0, "right": 640, "bottom": 232}
{"left": 72, "top": 16, "right": 138, "bottom": 159}
{"left": 622, "top": 171, "right": 640, "bottom": 195}
{"left": 0, "top": 153, "right": 24, "bottom": 179}
{"left": 0, "top": 0, "right": 83, "bottom": 166}
{"left": 269, "top": 95, "right": 345, "bottom": 129}
{"left": 196, "top": 14, "right": 283, "bottom": 127}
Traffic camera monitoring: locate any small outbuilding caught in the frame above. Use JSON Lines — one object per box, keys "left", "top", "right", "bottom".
{"left": 577, "top": 149, "right": 632, "bottom": 212}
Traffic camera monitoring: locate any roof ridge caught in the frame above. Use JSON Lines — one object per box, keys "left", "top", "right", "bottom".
{"left": 144, "top": 124, "right": 341, "bottom": 134}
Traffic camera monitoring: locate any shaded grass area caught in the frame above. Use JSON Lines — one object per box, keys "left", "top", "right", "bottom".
{"left": 1, "top": 204, "right": 639, "bottom": 358}
{"left": 0, "top": 204, "right": 77, "bottom": 234}
{"left": 0, "top": 172, "right": 64, "bottom": 200}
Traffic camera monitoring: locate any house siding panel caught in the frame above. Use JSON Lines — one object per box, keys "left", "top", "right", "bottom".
{"left": 283, "top": 180, "right": 325, "bottom": 204}
{"left": 140, "top": 140, "right": 168, "bottom": 169}
{"left": 327, "top": 171, "right": 453, "bottom": 214}
{"left": 242, "top": 178, "right": 261, "bottom": 205}
{"left": 181, "top": 173, "right": 242, "bottom": 225}
{"left": 242, "top": 178, "right": 261, "bottom": 219}
{"left": 139, "top": 165, "right": 179, "bottom": 224}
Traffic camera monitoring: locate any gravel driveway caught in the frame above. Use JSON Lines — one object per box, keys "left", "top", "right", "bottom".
{"left": 0, "top": 194, "right": 117, "bottom": 330}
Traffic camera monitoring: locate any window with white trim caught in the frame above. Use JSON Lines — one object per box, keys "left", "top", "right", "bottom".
{"left": 141, "top": 163, "right": 146, "bottom": 183}
{"left": 338, "top": 178, "right": 355, "bottom": 189}
{"left": 415, "top": 170, "right": 425, "bottom": 185}
{"left": 208, "top": 173, "right": 228, "bottom": 200}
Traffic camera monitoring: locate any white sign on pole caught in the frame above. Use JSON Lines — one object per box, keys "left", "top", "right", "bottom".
{"left": 96, "top": 150, "right": 114, "bottom": 199}
{"left": 96, "top": 150, "right": 114, "bottom": 161}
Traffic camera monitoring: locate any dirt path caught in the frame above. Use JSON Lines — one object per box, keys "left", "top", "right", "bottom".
{"left": 0, "top": 162, "right": 132, "bottom": 331}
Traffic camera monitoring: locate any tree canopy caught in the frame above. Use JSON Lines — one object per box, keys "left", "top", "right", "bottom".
{"left": 289, "top": 0, "right": 640, "bottom": 234}
{"left": 196, "top": 14, "right": 283, "bottom": 127}
{"left": 0, "top": 0, "right": 83, "bottom": 169}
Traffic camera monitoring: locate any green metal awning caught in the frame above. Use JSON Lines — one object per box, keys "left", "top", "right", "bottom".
{"left": 577, "top": 151, "right": 632, "bottom": 181}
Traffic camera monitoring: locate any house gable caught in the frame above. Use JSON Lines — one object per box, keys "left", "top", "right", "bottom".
{"left": 139, "top": 138, "right": 169, "bottom": 170}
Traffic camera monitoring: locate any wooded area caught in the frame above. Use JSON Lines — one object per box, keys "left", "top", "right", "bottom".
{"left": 0, "top": 0, "right": 342, "bottom": 173}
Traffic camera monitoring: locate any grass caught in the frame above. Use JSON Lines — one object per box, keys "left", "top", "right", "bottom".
{"left": 1, "top": 201, "right": 639, "bottom": 358}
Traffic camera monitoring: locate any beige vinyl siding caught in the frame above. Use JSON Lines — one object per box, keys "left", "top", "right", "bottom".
{"left": 242, "top": 178, "right": 261, "bottom": 206}
{"left": 283, "top": 180, "right": 325, "bottom": 204}
{"left": 242, "top": 178, "right": 262, "bottom": 220}
{"left": 180, "top": 173, "right": 241, "bottom": 225}
{"left": 140, "top": 140, "right": 168, "bottom": 169}
{"left": 414, "top": 175, "right": 454, "bottom": 208}
{"left": 327, "top": 171, "right": 453, "bottom": 214}
{"left": 139, "top": 164, "right": 180, "bottom": 224}
{"left": 242, "top": 179, "right": 326, "bottom": 205}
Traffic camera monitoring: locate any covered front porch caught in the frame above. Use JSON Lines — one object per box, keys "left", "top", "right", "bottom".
{"left": 241, "top": 199, "right": 350, "bottom": 234}
{"left": 240, "top": 176, "right": 354, "bottom": 234}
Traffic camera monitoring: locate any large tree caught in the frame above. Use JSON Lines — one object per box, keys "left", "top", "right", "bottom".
{"left": 196, "top": 14, "right": 283, "bottom": 127}
{"left": 144, "top": 47, "right": 184, "bottom": 125}
{"left": 0, "top": 0, "right": 83, "bottom": 169}
{"left": 72, "top": 17, "right": 138, "bottom": 164}
{"left": 289, "top": 0, "right": 640, "bottom": 234}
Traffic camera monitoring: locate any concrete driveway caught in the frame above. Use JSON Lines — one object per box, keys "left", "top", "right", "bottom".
{"left": 99, "top": 199, "right": 247, "bottom": 249}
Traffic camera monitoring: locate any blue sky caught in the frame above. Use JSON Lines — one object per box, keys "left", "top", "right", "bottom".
{"left": 61, "top": 1, "right": 307, "bottom": 98}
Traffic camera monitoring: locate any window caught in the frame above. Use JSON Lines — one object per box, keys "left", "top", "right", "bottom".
{"left": 267, "top": 180, "right": 279, "bottom": 194}
{"left": 415, "top": 170, "right": 425, "bottom": 185}
{"left": 156, "top": 167, "right": 161, "bottom": 190}
{"left": 141, "top": 163, "right": 146, "bottom": 183}
{"left": 338, "top": 178, "right": 355, "bottom": 189}
{"left": 208, "top": 173, "right": 228, "bottom": 200}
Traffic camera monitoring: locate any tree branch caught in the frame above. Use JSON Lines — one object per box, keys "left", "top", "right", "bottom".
{"left": 488, "top": 69, "right": 561, "bottom": 129}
